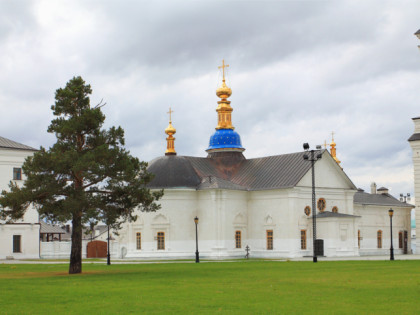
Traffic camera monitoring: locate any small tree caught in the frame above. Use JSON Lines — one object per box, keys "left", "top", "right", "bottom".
{"left": 0, "top": 76, "right": 162, "bottom": 274}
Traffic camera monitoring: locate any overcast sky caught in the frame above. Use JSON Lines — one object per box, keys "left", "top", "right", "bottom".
{"left": 1, "top": 0, "right": 420, "bottom": 199}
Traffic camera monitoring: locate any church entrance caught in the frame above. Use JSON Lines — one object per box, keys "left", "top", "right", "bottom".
{"left": 87, "top": 240, "right": 107, "bottom": 258}
{"left": 403, "top": 231, "right": 408, "bottom": 254}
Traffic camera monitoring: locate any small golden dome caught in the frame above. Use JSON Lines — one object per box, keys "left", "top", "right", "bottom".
{"left": 165, "top": 122, "right": 176, "bottom": 135}
{"left": 216, "top": 81, "right": 232, "bottom": 99}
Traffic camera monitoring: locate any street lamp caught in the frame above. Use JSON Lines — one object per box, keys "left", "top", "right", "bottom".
{"left": 399, "top": 193, "right": 411, "bottom": 203}
{"left": 388, "top": 209, "right": 394, "bottom": 261}
{"left": 303, "top": 143, "right": 323, "bottom": 263}
{"left": 107, "top": 225, "right": 111, "bottom": 265}
{"left": 194, "top": 216, "right": 200, "bottom": 263}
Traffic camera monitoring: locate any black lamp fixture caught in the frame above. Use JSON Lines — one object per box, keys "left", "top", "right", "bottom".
{"left": 303, "top": 143, "right": 322, "bottom": 263}
{"left": 194, "top": 216, "right": 200, "bottom": 263}
{"left": 399, "top": 193, "right": 411, "bottom": 203}
{"left": 388, "top": 209, "right": 394, "bottom": 261}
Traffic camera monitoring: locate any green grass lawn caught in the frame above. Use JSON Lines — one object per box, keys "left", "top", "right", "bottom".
{"left": 1, "top": 260, "right": 419, "bottom": 314}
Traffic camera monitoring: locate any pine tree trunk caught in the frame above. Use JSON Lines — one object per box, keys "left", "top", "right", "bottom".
{"left": 69, "top": 213, "right": 82, "bottom": 274}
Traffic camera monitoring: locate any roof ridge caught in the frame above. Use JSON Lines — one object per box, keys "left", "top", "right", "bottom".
{"left": 0, "top": 136, "right": 37, "bottom": 151}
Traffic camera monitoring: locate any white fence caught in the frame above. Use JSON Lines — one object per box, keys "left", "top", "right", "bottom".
{"left": 40, "top": 240, "right": 120, "bottom": 259}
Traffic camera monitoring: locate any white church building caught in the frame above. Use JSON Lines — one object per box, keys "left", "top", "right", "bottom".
{"left": 0, "top": 63, "right": 415, "bottom": 260}
{"left": 116, "top": 65, "right": 413, "bottom": 259}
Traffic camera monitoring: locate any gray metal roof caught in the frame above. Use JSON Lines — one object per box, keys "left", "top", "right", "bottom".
{"left": 197, "top": 176, "right": 248, "bottom": 191}
{"left": 0, "top": 136, "right": 37, "bottom": 151}
{"left": 408, "top": 133, "right": 420, "bottom": 141}
{"left": 147, "top": 150, "right": 351, "bottom": 191}
{"left": 354, "top": 191, "right": 413, "bottom": 208}
{"left": 147, "top": 156, "right": 201, "bottom": 188}
{"left": 231, "top": 152, "right": 313, "bottom": 190}
{"left": 313, "top": 211, "right": 360, "bottom": 219}
{"left": 40, "top": 221, "right": 66, "bottom": 234}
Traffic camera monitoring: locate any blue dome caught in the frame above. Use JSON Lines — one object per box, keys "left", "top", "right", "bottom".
{"left": 207, "top": 129, "right": 244, "bottom": 151}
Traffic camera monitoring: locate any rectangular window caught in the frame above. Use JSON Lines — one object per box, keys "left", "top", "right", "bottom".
{"left": 301, "top": 230, "right": 307, "bottom": 250}
{"left": 13, "top": 168, "right": 22, "bottom": 180}
{"left": 157, "top": 232, "right": 165, "bottom": 250}
{"left": 398, "top": 232, "right": 403, "bottom": 249}
{"left": 358, "top": 230, "right": 361, "bottom": 249}
{"left": 377, "top": 230, "right": 382, "bottom": 249}
{"left": 266, "top": 230, "right": 273, "bottom": 250}
{"left": 235, "top": 231, "right": 241, "bottom": 249}
{"left": 136, "top": 232, "right": 141, "bottom": 250}
{"left": 13, "top": 235, "right": 21, "bottom": 253}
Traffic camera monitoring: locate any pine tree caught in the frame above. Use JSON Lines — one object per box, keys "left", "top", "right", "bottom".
{"left": 0, "top": 76, "right": 162, "bottom": 274}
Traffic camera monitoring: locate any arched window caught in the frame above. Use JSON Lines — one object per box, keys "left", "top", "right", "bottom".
{"left": 157, "top": 232, "right": 165, "bottom": 250}
{"left": 332, "top": 206, "right": 338, "bottom": 213}
{"left": 235, "top": 231, "right": 241, "bottom": 249}
{"left": 377, "top": 230, "right": 382, "bottom": 249}
{"left": 266, "top": 230, "right": 273, "bottom": 250}
{"left": 136, "top": 232, "right": 141, "bottom": 250}
{"left": 304, "top": 206, "right": 311, "bottom": 216}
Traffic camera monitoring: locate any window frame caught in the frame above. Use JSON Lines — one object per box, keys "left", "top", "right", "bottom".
{"left": 136, "top": 232, "right": 141, "bottom": 250}
{"left": 13, "top": 235, "right": 21, "bottom": 253}
{"left": 377, "top": 230, "right": 382, "bottom": 249}
{"left": 157, "top": 232, "right": 165, "bottom": 250}
{"left": 13, "top": 167, "right": 22, "bottom": 180}
{"left": 398, "top": 231, "right": 403, "bottom": 249}
{"left": 266, "top": 230, "right": 273, "bottom": 250}
{"left": 301, "top": 230, "right": 307, "bottom": 250}
{"left": 317, "top": 198, "right": 326, "bottom": 212}
{"left": 235, "top": 230, "right": 241, "bottom": 249}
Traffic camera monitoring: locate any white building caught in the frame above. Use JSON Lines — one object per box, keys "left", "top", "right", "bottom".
{"left": 0, "top": 136, "right": 40, "bottom": 259}
{"left": 408, "top": 117, "right": 420, "bottom": 253}
{"left": 116, "top": 68, "right": 413, "bottom": 259}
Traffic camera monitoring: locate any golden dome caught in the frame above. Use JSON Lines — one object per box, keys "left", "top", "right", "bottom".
{"left": 216, "top": 81, "right": 232, "bottom": 99}
{"left": 165, "top": 122, "right": 176, "bottom": 135}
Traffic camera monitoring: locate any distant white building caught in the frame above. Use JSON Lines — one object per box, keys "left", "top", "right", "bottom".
{"left": 0, "top": 136, "right": 40, "bottom": 259}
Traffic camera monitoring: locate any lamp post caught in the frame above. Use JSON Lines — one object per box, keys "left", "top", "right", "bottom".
{"left": 107, "top": 225, "right": 111, "bottom": 265}
{"left": 194, "top": 216, "right": 200, "bottom": 263}
{"left": 303, "top": 143, "right": 323, "bottom": 263}
{"left": 389, "top": 209, "right": 394, "bottom": 261}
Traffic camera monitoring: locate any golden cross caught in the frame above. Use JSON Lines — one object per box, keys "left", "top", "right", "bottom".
{"left": 167, "top": 107, "right": 174, "bottom": 123}
{"left": 324, "top": 140, "right": 328, "bottom": 149}
{"left": 331, "top": 131, "right": 335, "bottom": 141}
{"left": 218, "top": 59, "right": 229, "bottom": 81}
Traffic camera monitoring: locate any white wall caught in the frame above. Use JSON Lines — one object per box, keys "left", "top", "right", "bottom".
{"left": 354, "top": 204, "right": 412, "bottom": 255}
{"left": 40, "top": 240, "right": 120, "bottom": 259}
{"left": 0, "top": 147, "right": 40, "bottom": 259}
{"left": 0, "top": 223, "right": 40, "bottom": 259}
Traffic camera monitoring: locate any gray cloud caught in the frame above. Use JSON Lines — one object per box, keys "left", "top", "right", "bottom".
{"left": 0, "top": 0, "right": 419, "bottom": 198}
